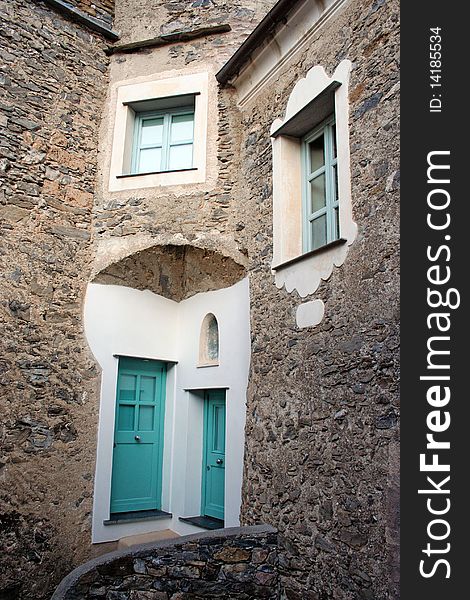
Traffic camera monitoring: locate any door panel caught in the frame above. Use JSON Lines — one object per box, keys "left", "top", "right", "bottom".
{"left": 112, "top": 443, "right": 156, "bottom": 502}
{"left": 110, "top": 357, "right": 166, "bottom": 514}
{"left": 202, "top": 390, "right": 226, "bottom": 521}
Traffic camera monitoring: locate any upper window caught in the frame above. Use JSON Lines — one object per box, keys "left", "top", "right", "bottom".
{"left": 132, "top": 106, "right": 195, "bottom": 175}
{"left": 302, "top": 117, "right": 339, "bottom": 252}
{"left": 108, "top": 71, "right": 210, "bottom": 192}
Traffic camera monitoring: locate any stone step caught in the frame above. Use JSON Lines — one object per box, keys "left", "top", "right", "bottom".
{"left": 117, "top": 529, "right": 180, "bottom": 549}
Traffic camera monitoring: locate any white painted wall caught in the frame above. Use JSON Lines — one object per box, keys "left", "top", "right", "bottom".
{"left": 84, "top": 278, "right": 250, "bottom": 543}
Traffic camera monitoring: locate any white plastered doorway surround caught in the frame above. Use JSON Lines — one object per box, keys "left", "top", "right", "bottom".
{"left": 84, "top": 277, "right": 251, "bottom": 543}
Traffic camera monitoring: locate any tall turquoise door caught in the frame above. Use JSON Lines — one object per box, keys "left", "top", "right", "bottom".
{"left": 201, "top": 390, "right": 226, "bottom": 521}
{"left": 110, "top": 357, "right": 166, "bottom": 514}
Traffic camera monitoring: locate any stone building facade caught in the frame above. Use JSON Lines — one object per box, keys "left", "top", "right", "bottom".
{"left": 0, "top": 1, "right": 399, "bottom": 599}
{"left": 1, "top": 1, "right": 114, "bottom": 597}
{"left": 221, "top": 1, "right": 400, "bottom": 598}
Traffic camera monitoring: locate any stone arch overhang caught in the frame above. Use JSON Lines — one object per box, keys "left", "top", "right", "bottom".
{"left": 91, "top": 237, "right": 248, "bottom": 302}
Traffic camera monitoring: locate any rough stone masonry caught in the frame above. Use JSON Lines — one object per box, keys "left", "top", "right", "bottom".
{"left": 0, "top": 0, "right": 276, "bottom": 597}
{"left": 0, "top": 1, "right": 112, "bottom": 597}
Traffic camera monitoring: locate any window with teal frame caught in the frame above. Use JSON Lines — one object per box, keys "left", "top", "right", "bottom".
{"left": 302, "top": 116, "right": 339, "bottom": 252}
{"left": 131, "top": 107, "right": 195, "bottom": 174}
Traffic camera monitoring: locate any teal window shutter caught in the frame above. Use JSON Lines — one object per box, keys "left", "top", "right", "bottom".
{"left": 302, "top": 116, "right": 339, "bottom": 252}
{"left": 131, "top": 106, "right": 195, "bottom": 174}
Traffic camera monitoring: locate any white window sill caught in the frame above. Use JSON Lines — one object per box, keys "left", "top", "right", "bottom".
{"left": 272, "top": 237, "right": 347, "bottom": 271}
{"left": 116, "top": 167, "right": 198, "bottom": 179}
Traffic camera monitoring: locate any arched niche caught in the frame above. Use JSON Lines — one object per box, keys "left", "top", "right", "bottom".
{"left": 198, "top": 313, "right": 219, "bottom": 367}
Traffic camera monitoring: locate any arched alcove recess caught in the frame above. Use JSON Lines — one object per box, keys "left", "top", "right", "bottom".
{"left": 92, "top": 244, "right": 246, "bottom": 302}
{"left": 198, "top": 313, "right": 219, "bottom": 367}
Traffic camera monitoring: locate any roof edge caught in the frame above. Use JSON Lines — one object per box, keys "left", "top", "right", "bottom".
{"left": 106, "top": 24, "right": 231, "bottom": 56}
{"left": 216, "top": 0, "right": 305, "bottom": 85}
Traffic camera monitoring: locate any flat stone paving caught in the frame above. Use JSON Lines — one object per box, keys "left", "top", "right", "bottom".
{"left": 117, "top": 528, "right": 180, "bottom": 549}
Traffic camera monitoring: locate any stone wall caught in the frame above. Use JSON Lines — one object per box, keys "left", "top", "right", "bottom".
{"left": 0, "top": 1, "right": 110, "bottom": 598}
{"left": 233, "top": 0, "right": 400, "bottom": 598}
{"left": 93, "top": 245, "right": 246, "bottom": 301}
{"left": 113, "top": 0, "right": 276, "bottom": 53}
{"left": 51, "top": 525, "right": 279, "bottom": 600}
{"left": 93, "top": 0, "right": 278, "bottom": 251}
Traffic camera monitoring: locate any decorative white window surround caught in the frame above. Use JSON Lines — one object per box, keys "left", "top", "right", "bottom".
{"left": 270, "top": 60, "right": 357, "bottom": 328}
{"left": 302, "top": 116, "right": 339, "bottom": 252}
{"left": 108, "top": 72, "right": 209, "bottom": 192}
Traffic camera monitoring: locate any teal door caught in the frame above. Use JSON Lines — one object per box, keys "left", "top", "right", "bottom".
{"left": 201, "top": 390, "right": 226, "bottom": 521}
{"left": 110, "top": 357, "right": 166, "bottom": 514}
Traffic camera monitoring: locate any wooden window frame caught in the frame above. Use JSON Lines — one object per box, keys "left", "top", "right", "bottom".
{"left": 302, "top": 115, "right": 339, "bottom": 253}
{"left": 131, "top": 106, "right": 195, "bottom": 175}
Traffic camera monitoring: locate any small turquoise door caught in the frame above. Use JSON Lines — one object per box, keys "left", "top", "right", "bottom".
{"left": 201, "top": 390, "right": 226, "bottom": 521}
{"left": 110, "top": 357, "right": 166, "bottom": 514}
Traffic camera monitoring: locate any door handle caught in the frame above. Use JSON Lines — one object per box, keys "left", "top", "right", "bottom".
{"left": 135, "top": 435, "right": 141, "bottom": 442}
{"left": 216, "top": 458, "right": 223, "bottom": 465}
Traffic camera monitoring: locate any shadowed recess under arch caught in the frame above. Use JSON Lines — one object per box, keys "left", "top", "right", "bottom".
{"left": 92, "top": 244, "right": 246, "bottom": 302}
